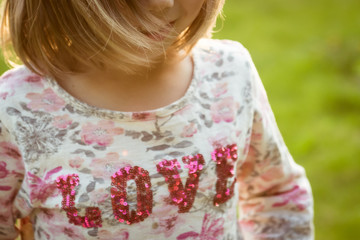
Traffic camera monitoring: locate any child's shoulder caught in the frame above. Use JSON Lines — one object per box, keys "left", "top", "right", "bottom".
{"left": 195, "top": 38, "right": 250, "bottom": 56}
{"left": 194, "top": 38, "right": 253, "bottom": 70}
{"left": 0, "top": 65, "right": 45, "bottom": 101}
{"left": 0, "top": 65, "right": 36, "bottom": 84}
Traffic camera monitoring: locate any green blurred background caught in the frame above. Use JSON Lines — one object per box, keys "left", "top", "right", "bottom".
{"left": 1, "top": 0, "right": 359, "bottom": 239}
{"left": 213, "top": 0, "right": 360, "bottom": 239}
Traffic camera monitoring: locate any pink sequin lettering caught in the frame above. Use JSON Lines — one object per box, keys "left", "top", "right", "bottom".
{"left": 156, "top": 154, "right": 205, "bottom": 213}
{"left": 56, "top": 174, "right": 102, "bottom": 228}
{"left": 111, "top": 166, "right": 153, "bottom": 225}
{"left": 211, "top": 144, "right": 238, "bottom": 206}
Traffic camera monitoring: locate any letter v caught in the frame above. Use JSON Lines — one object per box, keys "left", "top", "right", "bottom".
{"left": 156, "top": 154, "right": 205, "bottom": 213}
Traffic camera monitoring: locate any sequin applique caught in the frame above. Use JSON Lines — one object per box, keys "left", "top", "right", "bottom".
{"left": 156, "top": 154, "right": 205, "bottom": 213}
{"left": 211, "top": 144, "right": 238, "bottom": 206}
{"left": 56, "top": 174, "right": 103, "bottom": 228}
{"left": 111, "top": 166, "right": 153, "bottom": 225}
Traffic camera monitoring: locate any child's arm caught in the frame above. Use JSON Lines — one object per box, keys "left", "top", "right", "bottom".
{"left": 0, "top": 121, "right": 26, "bottom": 240}
{"left": 236, "top": 51, "right": 314, "bottom": 239}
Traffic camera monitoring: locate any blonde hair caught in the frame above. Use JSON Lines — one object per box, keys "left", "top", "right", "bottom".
{"left": 1, "top": 0, "right": 225, "bottom": 79}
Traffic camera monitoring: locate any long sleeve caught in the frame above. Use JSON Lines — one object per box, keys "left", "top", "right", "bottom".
{"left": 0, "top": 120, "right": 25, "bottom": 240}
{"left": 236, "top": 51, "right": 314, "bottom": 239}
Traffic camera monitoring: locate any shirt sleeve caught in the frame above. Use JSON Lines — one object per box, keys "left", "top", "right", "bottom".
{"left": 0, "top": 120, "right": 25, "bottom": 240}
{"left": 236, "top": 50, "right": 314, "bottom": 239}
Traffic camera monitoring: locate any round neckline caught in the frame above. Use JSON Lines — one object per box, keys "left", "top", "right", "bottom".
{"left": 45, "top": 48, "right": 200, "bottom": 121}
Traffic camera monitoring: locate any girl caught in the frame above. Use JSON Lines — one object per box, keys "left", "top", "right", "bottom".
{"left": 0, "top": 0, "right": 314, "bottom": 239}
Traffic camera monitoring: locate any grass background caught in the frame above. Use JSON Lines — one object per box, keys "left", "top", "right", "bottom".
{"left": 1, "top": 0, "right": 359, "bottom": 239}
{"left": 212, "top": 0, "right": 360, "bottom": 239}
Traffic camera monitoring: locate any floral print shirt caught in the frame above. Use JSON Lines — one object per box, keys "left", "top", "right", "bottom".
{"left": 0, "top": 39, "right": 314, "bottom": 240}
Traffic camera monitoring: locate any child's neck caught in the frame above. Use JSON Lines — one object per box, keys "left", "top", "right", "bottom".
{"left": 55, "top": 54, "right": 194, "bottom": 112}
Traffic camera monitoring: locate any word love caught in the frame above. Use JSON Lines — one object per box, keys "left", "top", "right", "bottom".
{"left": 56, "top": 144, "right": 238, "bottom": 227}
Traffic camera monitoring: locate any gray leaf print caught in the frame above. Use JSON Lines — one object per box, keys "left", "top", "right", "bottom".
{"left": 86, "top": 181, "right": 96, "bottom": 193}
{"left": 243, "top": 81, "right": 252, "bottom": 104}
{"left": 87, "top": 228, "right": 98, "bottom": 237}
{"left": 200, "top": 92, "right": 210, "bottom": 100}
{"left": 141, "top": 131, "right": 153, "bottom": 142}
{"left": 237, "top": 106, "right": 244, "bottom": 115}
{"left": 201, "top": 103, "right": 211, "bottom": 110}
{"left": 65, "top": 104, "right": 75, "bottom": 113}
{"left": 79, "top": 168, "right": 92, "bottom": 174}
{"left": 205, "top": 120, "right": 213, "bottom": 128}
{"left": 70, "top": 131, "right": 86, "bottom": 145}
{"left": 169, "top": 151, "right": 184, "bottom": 157}
{"left": 147, "top": 144, "right": 170, "bottom": 151}
{"left": 228, "top": 55, "right": 234, "bottom": 62}
{"left": 69, "top": 122, "right": 79, "bottom": 130}
{"left": 55, "top": 129, "right": 67, "bottom": 138}
{"left": 93, "top": 145, "right": 106, "bottom": 151}
{"left": 173, "top": 140, "right": 193, "bottom": 148}
{"left": 79, "top": 193, "right": 90, "bottom": 202}
{"left": 164, "top": 137, "right": 175, "bottom": 142}
{"left": 211, "top": 72, "right": 221, "bottom": 81}
{"left": 72, "top": 149, "right": 95, "bottom": 158}
{"left": 151, "top": 130, "right": 172, "bottom": 140}
{"left": 221, "top": 71, "right": 235, "bottom": 78}
{"left": 20, "top": 102, "right": 31, "bottom": 111}
{"left": 199, "top": 114, "right": 213, "bottom": 128}
{"left": 6, "top": 107, "right": 21, "bottom": 116}
{"left": 216, "top": 59, "right": 224, "bottom": 67}
{"left": 94, "top": 177, "right": 104, "bottom": 184}
{"left": 149, "top": 172, "right": 164, "bottom": 179}
{"left": 125, "top": 130, "right": 141, "bottom": 139}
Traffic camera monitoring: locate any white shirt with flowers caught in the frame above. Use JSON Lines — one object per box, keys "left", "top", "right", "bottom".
{"left": 0, "top": 39, "right": 313, "bottom": 240}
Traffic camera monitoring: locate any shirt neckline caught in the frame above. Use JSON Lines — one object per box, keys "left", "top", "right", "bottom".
{"left": 45, "top": 47, "right": 200, "bottom": 121}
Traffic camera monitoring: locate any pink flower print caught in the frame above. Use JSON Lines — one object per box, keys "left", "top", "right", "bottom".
{"left": 211, "top": 97, "right": 236, "bottom": 123}
{"left": 80, "top": 120, "right": 124, "bottom": 146}
{"left": 0, "top": 161, "right": 9, "bottom": 179}
{"left": 90, "top": 152, "right": 132, "bottom": 179}
{"left": 260, "top": 166, "right": 285, "bottom": 182}
{"left": 52, "top": 114, "right": 72, "bottom": 129}
{"left": 0, "top": 69, "right": 43, "bottom": 99}
{"left": 0, "top": 141, "right": 24, "bottom": 176}
{"left": 150, "top": 203, "right": 186, "bottom": 238}
{"left": 181, "top": 123, "right": 197, "bottom": 137}
{"left": 25, "top": 75, "right": 42, "bottom": 84}
{"left": 68, "top": 157, "right": 84, "bottom": 169}
{"left": 211, "top": 82, "right": 228, "bottom": 97}
{"left": 26, "top": 88, "right": 66, "bottom": 112}
{"left": 132, "top": 112, "right": 156, "bottom": 121}
{"left": 0, "top": 141, "right": 22, "bottom": 162}
{"left": 272, "top": 185, "right": 309, "bottom": 211}
{"left": 238, "top": 219, "right": 255, "bottom": 232}
{"left": 42, "top": 216, "right": 87, "bottom": 240}
{"left": 0, "top": 92, "right": 8, "bottom": 100}
{"left": 97, "top": 229, "right": 129, "bottom": 240}
{"left": 208, "top": 132, "right": 230, "bottom": 149}
{"left": 241, "top": 201, "right": 265, "bottom": 215}
{"left": 0, "top": 185, "right": 11, "bottom": 191}
{"left": 177, "top": 213, "right": 224, "bottom": 240}
{"left": 27, "top": 166, "right": 62, "bottom": 203}
{"left": 89, "top": 188, "right": 110, "bottom": 204}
